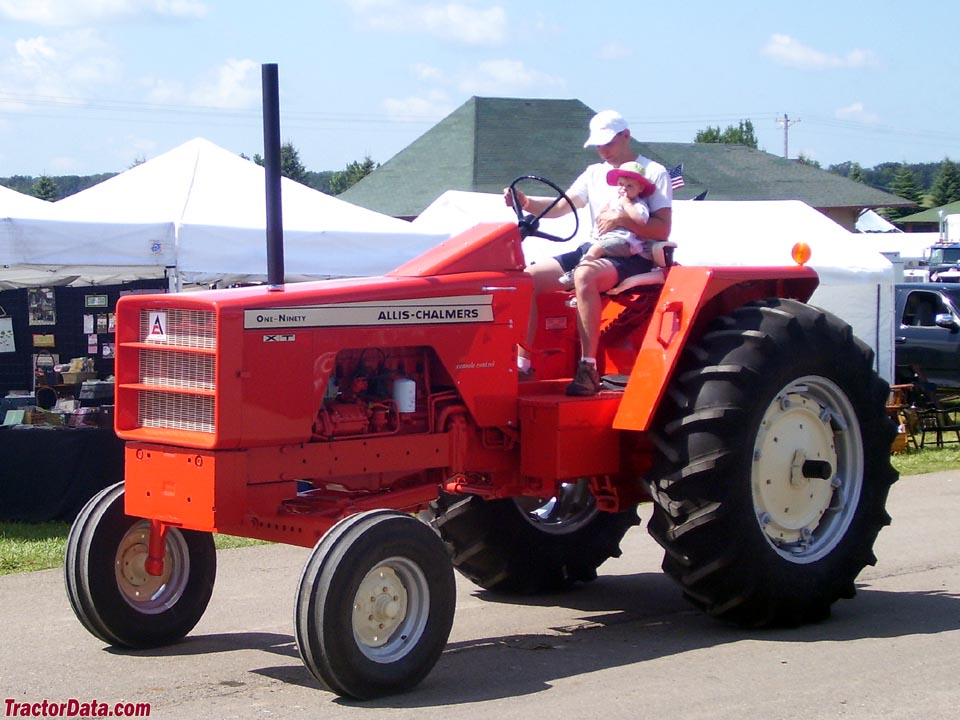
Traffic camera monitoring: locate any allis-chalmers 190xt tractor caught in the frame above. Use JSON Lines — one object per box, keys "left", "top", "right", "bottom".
{"left": 65, "top": 177, "right": 897, "bottom": 700}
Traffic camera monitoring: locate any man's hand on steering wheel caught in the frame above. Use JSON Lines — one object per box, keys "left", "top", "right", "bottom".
{"left": 505, "top": 175, "right": 579, "bottom": 243}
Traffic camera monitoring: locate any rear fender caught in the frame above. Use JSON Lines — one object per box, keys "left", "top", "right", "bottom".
{"left": 613, "top": 265, "right": 819, "bottom": 431}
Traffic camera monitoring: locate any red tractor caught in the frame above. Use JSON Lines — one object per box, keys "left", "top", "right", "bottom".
{"left": 65, "top": 177, "right": 897, "bottom": 700}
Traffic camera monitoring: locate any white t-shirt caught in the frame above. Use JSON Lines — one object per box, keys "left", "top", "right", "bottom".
{"left": 567, "top": 154, "right": 673, "bottom": 243}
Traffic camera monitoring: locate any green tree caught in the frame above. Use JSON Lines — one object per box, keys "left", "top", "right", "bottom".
{"left": 694, "top": 119, "right": 758, "bottom": 148}
{"left": 796, "top": 153, "right": 821, "bottom": 168}
{"left": 329, "top": 156, "right": 379, "bottom": 195}
{"left": 848, "top": 162, "right": 866, "bottom": 183}
{"left": 930, "top": 158, "right": 960, "bottom": 207}
{"left": 885, "top": 165, "right": 924, "bottom": 220}
{"left": 253, "top": 142, "right": 309, "bottom": 184}
{"left": 32, "top": 175, "right": 59, "bottom": 201}
{"left": 694, "top": 126, "right": 723, "bottom": 144}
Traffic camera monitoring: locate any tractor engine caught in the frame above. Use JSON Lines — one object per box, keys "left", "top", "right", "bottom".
{"left": 313, "top": 346, "right": 441, "bottom": 439}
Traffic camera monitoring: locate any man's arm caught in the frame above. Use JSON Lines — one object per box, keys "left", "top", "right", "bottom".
{"left": 596, "top": 205, "right": 671, "bottom": 240}
{"left": 503, "top": 188, "right": 585, "bottom": 217}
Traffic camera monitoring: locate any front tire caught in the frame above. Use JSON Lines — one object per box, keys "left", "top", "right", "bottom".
{"left": 424, "top": 481, "right": 638, "bottom": 593}
{"left": 64, "top": 482, "right": 216, "bottom": 648}
{"left": 646, "top": 299, "right": 897, "bottom": 626}
{"left": 295, "top": 510, "right": 456, "bottom": 699}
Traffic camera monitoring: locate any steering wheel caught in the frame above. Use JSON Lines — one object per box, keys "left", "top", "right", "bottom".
{"left": 507, "top": 175, "right": 579, "bottom": 242}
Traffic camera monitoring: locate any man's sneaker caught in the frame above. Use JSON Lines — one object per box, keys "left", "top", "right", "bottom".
{"left": 558, "top": 270, "right": 575, "bottom": 289}
{"left": 566, "top": 361, "right": 600, "bottom": 396}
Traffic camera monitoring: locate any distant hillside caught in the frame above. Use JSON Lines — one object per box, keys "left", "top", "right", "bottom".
{"left": 0, "top": 160, "right": 947, "bottom": 204}
{"left": 1, "top": 173, "right": 118, "bottom": 201}
{"left": 1, "top": 169, "right": 337, "bottom": 202}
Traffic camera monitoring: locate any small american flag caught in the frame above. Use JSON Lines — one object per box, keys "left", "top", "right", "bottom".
{"left": 669, "top": 163, "right": 685, "bottom": 190}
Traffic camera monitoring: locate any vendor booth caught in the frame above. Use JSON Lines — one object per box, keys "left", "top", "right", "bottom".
{"left": 0, "top": 140, "right": 447, "bottom": 520}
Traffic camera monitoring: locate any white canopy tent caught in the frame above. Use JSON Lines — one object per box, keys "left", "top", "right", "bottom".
{"left": 856, "top": 209, "right": 902, "bottom": 233}
{"left": 0, "top": 138, "right": 445, "bottom": 288}
{"left": 0, "top": 185, "right": 52, "bottom": 215}
{"left": 414, "top": 192, "right": 896, "bottom": 381}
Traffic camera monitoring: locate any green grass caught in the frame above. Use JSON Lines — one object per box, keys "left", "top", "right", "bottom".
{"left": 890, "top": 443, "right": 960, "bottom": 477}
{"left": 0, "top": 522, "right": 265, "bottom": 577}
{"left": 1, "top": 444, "right": 957, "bottom": 576}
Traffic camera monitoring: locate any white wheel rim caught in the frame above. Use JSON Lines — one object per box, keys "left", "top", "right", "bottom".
{"left": 352, "top": 557, "right": 429, "bottom": 663}
{"left": 752, "top": 376, "right": 864, "bottom": 563}
{"left": 114, "top": 521, "right": 190, "bottom": 613}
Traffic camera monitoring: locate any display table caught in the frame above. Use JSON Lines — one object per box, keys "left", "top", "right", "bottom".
{"left": 0, "top": 426, "right": 125, "bottom": 522}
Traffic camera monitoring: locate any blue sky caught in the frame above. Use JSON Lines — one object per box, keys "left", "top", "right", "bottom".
{"left": 1, "top": 0, "right": 957, "bottom": 178}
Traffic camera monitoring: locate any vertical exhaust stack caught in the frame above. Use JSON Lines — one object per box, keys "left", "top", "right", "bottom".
{"left": 262, "top": 63, "right": 284, "bottom": 289}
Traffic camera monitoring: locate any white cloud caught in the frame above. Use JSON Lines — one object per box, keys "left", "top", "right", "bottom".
{"left": 190, "top": 58, "right": 258, "bottom": 108}
{"left": 457, "top": 59, "right": 563, "bottom": 95}
{"left": 144, "top": 58, "right": 259, "bottom": 109}
{"left": 836, "top": 102, "right": 879, "bottom": 124}
{"left": 762, "top": 34, "right": 878, "bottom": 70}
{"left": 382, "top": 89, "right": 452, "bottom": 120}
{"left": 347, "top": 0, "right": 507, "bottom": 46}
{"left": 0, "top": 0, "right": 207, "bottom": 25}
{"left": 0, "top": 29, "right": 119, "bottom": 110}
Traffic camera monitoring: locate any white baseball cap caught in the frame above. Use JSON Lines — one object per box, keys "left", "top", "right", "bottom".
{"left": 584, "top": 110, "right": 629, "bottom": 148}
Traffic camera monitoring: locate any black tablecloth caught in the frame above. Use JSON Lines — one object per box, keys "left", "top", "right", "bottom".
{"left": 0, "top": 426, "right": 125, "bottom": 522}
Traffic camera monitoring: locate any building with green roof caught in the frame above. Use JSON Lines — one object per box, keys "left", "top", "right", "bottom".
{"left": 340, "top": 97, "right": 913, "bottom": 230}
{"left": 895, "top": 200, "right": 960, "bottom": 233}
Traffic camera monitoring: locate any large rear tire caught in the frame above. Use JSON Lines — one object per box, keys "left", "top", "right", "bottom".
{"left": 646, "top": 299, "right": 897, "bottom": 626}
{"left": 64, "top": 482, "right": 216, "bottom": 647}
{"left": 424, "top": 480, "right": 638, "bottom": 593}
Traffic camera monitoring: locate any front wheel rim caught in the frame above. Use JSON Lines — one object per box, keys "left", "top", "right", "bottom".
{"left": 352, "top": 557, "right": 430, "bottom": 663}
{"left": 114, "top": 521, "right": 190, "bottom": 613}
{"left": 751, "top": 375, "right": 864, "bottom": 564}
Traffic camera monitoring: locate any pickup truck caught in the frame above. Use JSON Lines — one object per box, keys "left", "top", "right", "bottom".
{"left": 895, "top": 282, "right": 960, "bottom": 387}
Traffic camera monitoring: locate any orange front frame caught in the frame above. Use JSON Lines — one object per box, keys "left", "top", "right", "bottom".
{"left": 122, "top": 429, "right": 456, "bottom": 547}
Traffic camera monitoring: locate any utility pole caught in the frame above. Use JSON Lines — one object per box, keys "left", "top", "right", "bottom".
{"left": 777, "top": 114, "right": 800, "bottom": 159}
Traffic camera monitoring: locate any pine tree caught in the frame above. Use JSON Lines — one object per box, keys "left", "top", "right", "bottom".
{"left": 886, "top": 165, "right": 924, "bottom": 220}
{"left": 329, "top": 156, "right": 379, "bottom": 195}
{"left": 848, "top": 163, "right": 866, "bottom": 183}
{"left": 253, "top": 142, "right": 309, "bottom": 184}
{"left": 32, "top": 175, "right": 59, "bottom": 201}
{"left": 930, "top": 158, "right": 960, "bottom": 207}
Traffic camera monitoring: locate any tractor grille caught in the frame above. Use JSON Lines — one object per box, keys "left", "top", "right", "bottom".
{"left": 135, "top": 308, "right": 217, "bottom": 434}
{"left": 139, "top": 390, "right": 216, "bottom": 433}
{"left": 139, "top": 349, "right": 215, "bottom": 391}
{"left": 138, "top": 308, "right": 216, "bottom": 349}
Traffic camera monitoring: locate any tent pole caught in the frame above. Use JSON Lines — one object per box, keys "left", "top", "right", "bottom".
{"left": 262, "top": 63, "right": 284, "bottom": 289}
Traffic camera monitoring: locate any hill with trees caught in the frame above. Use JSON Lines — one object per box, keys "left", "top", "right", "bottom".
{"left": 1, "top": 142, "right": 375, "bottom": 203}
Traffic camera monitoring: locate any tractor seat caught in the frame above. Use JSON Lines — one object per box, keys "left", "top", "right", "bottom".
{"left": 566, "top": 241, "right": 676, "bottom": 307}
{"left": 606, "top": 241, "right": 676, "bottom": 296}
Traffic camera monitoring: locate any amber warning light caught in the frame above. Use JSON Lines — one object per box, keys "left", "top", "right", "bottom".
{"left": 791, "top": 242, "right": 812, "bottom": 266}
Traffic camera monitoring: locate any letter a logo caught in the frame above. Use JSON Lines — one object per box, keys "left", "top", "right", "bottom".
{"left": 148, "top": 311, "right": 167, "bottom": 341}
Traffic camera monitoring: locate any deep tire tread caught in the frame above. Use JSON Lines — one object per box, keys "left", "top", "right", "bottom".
{"left": 64, "top": 481, "right": 216, "bottom": 648}
{"left": 423, "top": 492, "right": 637, "bottom": 594}
{"left": 645, "top": 298, "right": 898, "bottom": 627}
